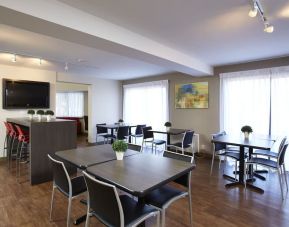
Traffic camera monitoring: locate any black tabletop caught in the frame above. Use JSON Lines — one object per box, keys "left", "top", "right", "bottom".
{"left": 86, "top": 153, "right": 195, "bottom": 197}
{"left": 97, "top": 124, "right": 137, "bottom": 129}
{"left": 151, "top": 128, "right": 187, "bottom": 135}
{"left": 212, "top": 134, "right": 275, "bottom": 149}
{"left": 55, "top": 144, "right": 140, "bottom": 169}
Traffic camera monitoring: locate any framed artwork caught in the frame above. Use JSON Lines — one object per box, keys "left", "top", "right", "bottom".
{"left": 175, "top": 82, "right": 209, "bottom": 109}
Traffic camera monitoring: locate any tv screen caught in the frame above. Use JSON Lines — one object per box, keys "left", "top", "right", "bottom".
{"left": 3, "top": 79, "right": 50, "bottom": 109}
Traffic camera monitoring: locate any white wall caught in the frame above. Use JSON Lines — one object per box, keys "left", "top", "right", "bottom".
{"left": 0, "top": 64, "right": 57, "bottom": 157}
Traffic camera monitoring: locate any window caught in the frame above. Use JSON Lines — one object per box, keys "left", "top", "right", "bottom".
{"left": 56, "top": 92, "right": 84, "bottom": 117}
{"left": 220, "top": 66, "right": 289, "bottom": 166}
{"left": 123, "top": 80, "right": 169, "bottom": 131}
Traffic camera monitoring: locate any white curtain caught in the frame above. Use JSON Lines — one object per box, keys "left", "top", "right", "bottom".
{"left": 123, "top": 80, "right": 169, "bottom": 132}
{"left": 220, "top": 69, "right": 271, "bottom": 135}
{"left": 271, "top": 66, "right": 289, "bottom": 138}
{"left": 56, "top": 92, "right": 84, "bottom": 117}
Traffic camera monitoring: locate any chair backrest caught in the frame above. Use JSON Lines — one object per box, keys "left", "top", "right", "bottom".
{"left": 83, "top": 171, "right": 124, "bottom": 227}
{"left": 47, "top": 154, "right": 71, "bottom": 196}
{"left": 182, "top": 130, "right": 194, "bottom": 147}
{"left": 163, "top": 150, "right": 193, "bottom": 188}
{"left": 278, "top": 143, "right": 288, "bottom": 166}
{"left": 7, "top": 122, "right": 16, "bottom": 136}
{"left": 116, "top": 126, "right": 129, "bottom": 140}
{"left": 96, "top": 123, "right": 108, "bottom": 134}
{"left": 278, "top": 136, "right": 287, "bottom": 152}
{"left": 135, "top": 124, "right": 146, "bottom": 135}
{"left": 212, "top": 131, "right": 226, "bottom": 152}
{"left": 127, "top": 143, "right": 142, "bottom": 152}
{"left": 142, "top": 126, "right": 153, "bottom": 140}
{"left": 14, "top": 125, "right": 25, "bottom": 140}
{"left": 4, "top": 122, "right": 11, "bottom": 135}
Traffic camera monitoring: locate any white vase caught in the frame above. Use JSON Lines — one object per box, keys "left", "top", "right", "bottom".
{"left": 29, "top": 114, "right": 33, "bottom": 120}
{"left": 116, "top": 152, "right": 124, "bottom": 160}
{"left": 166, "top": 127, "right": 171, "bottom": 132}
{"left": 47, "top": 115, "right": 51, "bottom": 121}
{"left": 244, "top": 132, "right": 250, "bottom": 139}
{"left": 38, "top": 115, "right": 42, "bottom": 121}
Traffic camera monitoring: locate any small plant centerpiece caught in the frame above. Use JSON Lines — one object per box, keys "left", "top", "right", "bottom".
{"left": 45, "top": 110, "right": 54, "bottom": 121}
{"left": 241, "top": 125, "right": 253, "bottom": 139}
{"left": 27, "top": 109, "right": 35, "bottom": 120}
{"left": 164, "top": 122, "right": 172, "bottom": 132}
{"left": 36, "top": 110, "right": 45, "bottom": 121}
{"left": 112, "top": 140, "right": 128, "bottom": 160}
{"left": 118, "top": 119, "right": 124, "bottom": 126}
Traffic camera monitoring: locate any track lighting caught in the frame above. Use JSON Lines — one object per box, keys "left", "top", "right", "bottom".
{"left": 11, "top": 54, "right": 16, "bottom": 63}
{"left": 248, "top": 0, "right": 274, "bottom": 33}
{"left": 64, "top": 62, "right": 68, "bottom": 72}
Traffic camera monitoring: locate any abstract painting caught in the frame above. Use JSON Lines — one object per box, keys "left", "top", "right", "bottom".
{"left": 175, "top": 82, "right": 209, "bottom": 108}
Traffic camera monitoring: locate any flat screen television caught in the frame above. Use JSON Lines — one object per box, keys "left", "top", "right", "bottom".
{"left": 2, "top": 79, "right": 50, "bottom": 109}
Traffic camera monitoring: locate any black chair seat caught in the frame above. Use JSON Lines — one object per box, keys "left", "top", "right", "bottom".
{"left": 153, "top": 139, "right": 166, "bottom": 145}
{"left": 120, "top": 195, "right": 158, "bottom": 226}
{"left": 71, "top": 176, "right": 87, "bottom": 196}
{"left": 246, "top": 157, "right": 278, "bottom": 168}
{"left": 144, "top": 185, "right": 186, "bottom": 208}
{"left": 253, "top": 149, "right": 278, "bottom": 158}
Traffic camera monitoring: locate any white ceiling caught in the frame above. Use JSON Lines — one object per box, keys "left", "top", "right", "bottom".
{"left": 0, "top": 0, "right": 288, "bottom": 80}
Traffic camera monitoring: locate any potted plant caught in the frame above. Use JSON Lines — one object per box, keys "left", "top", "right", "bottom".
{"left": 112, "top": 140, "right": 128, "bottom": 160}
{"left": 27, "top": 109, "right": 35, "bottom": 120}
{"left": 45, "top": 110, "right": 54, "bottom": 121}
{"left": 36, "top": 110, "right": 45, "bottom": 121}
{"left": 164, "top": 122, "right": 172, "bottom": 132}
{"left": 241, "top": 125, "right": 253, "bottom": 139}
{"left": 118, "top": 119, "right": 124, "bottom": 126}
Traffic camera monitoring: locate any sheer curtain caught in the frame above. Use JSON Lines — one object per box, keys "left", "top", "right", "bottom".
{"left": 123, "top": 80, "right": 169, "bottom": 131}
{"left": 220, "top": 69, "right": 271, "bottom": 135}
{"left": 56, "top": 92, "right": 84, "bottom": 117}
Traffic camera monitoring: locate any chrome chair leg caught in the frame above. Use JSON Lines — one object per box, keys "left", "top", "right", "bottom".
{"left": 161, "top": 209, "right": 166, "bottom": 227}
{"left": 282, "top": 164, "right": 288, "bottom": 191}
{"left": 49, "top": 186, "right": 56, "bottom": 221}
{"left": 278, "top": 168, "right": 284, "bottom": 200}
{"left": 188, "top": 193, "right": 193, "bottom": 226}
{"left": 210, "top": 153, "right": 215, "bottom": 175}
{"left": 67, "top": 197, "right": 72, "bottom": 227}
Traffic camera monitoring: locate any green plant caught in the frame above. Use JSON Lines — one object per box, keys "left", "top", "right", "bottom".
{"left": 36, "top": 110, "right": 45, "bottom": 115}
{"left": 112, "top": 140, "right": 128, "bottom": 153}
{"left": 164, "top": 122, "right": 172, "bottom": 127}
{"left": 118, "top": 119, "right": 124, "bottom": 123}
{"left": 241, "top": 125, "right": 253, "bottom": 133}
{"left": 45, "top": 110, "right": 54, "bottom": 116}
{"left": 27, "top": 109, "right": 35, "bottom": 115}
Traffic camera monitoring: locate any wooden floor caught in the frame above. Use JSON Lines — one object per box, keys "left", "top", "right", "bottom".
{"left": 1, "top": 136, "right": 289, "bottom": 227}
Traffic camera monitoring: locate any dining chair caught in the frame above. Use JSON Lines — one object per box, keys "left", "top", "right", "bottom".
{"left": 82, "top": 171, "right": 160, "bottom": 227}
{"left": 210, "top": 132, "right": 244, "bottom": 179}
{"left": 96, "top": 123, "right": 111, "bottom": 144}
{"left": 167, "top": 130, "right": 194, "bottom": 155}
{"left": 253, "top": 136, "right": 286, "bottom": 159}
{"left": 143, "top": 150, "right": 194, "bottom": 227}
{"left": 245, "top": 143, "right": 288, "bottom": 200}
{"left": 129, "top": 124, "right": 146, "bottom": 144}
{"left": 48, "top": 155, "right": 87, "bottom": 227}
{"left": 114, "top": 126, "right": 130, "bottom": 141}
{"left": 141, "top": 126, "right": 166, "bottom": 154}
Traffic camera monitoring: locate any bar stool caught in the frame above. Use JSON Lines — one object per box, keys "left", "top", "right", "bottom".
{"left": 7, "top": 122, "right": 19, "bottom": 170}
{"left": 14, "top": 125, "right": 30, "bottom": 181}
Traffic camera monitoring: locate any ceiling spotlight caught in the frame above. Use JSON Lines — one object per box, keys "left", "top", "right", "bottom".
{"left": 39, "top": 58, "right": 42, "bottom": 65}
{"left": 264, "top": 23, "right": 274, "bottom": 33}
{"left": 248, "top": 7, "right": 257, "bottom": 17}
{"left": 64, "top": 62, "right": 68, "bottom": 72}
{"left": 11, "top": 54, "right": 16, "bottom": 63}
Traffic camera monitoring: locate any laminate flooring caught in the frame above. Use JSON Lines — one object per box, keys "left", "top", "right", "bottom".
{"left": 1, "top": 136, "right": 289, "bottom": 227}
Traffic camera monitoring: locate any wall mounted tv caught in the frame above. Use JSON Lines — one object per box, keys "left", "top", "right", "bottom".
{"left": 2, "top": 79, "right": 50, "bottom": 109}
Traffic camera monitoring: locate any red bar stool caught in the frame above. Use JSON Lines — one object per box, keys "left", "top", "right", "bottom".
{"left": 6, "top": 122, "right": 19, "bottom": 170}
{"left": 14, "top": 124, "right": 30, "bottom": 181}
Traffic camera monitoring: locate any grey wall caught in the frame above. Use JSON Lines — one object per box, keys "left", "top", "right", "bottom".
{"left": 123, "top": 56, "right": 289, "bottom": 153}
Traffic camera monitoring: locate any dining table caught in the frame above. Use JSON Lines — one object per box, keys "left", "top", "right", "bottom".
{"left": 97, "top": 124, "right": 137, "bottom": 143}
{"left": 211, "top": 134, "right": 275, "bottom": 193}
